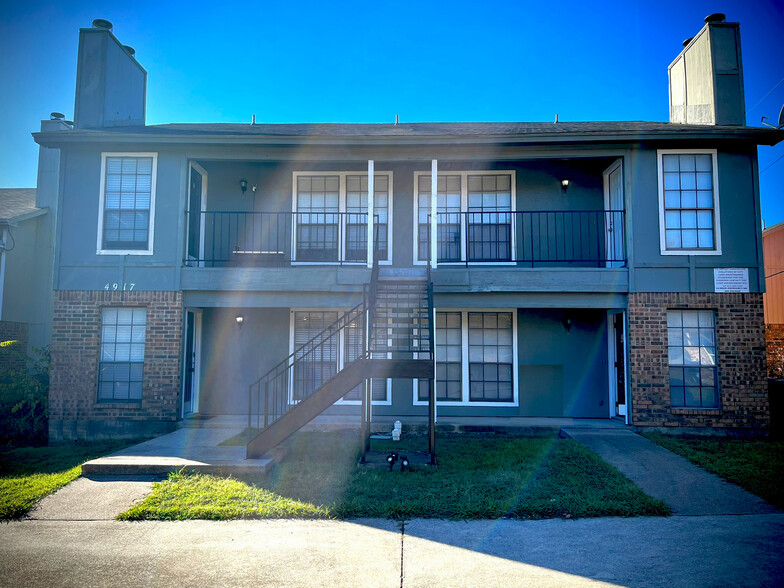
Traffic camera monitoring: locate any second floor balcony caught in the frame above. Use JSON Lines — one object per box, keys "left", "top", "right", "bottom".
{"left": 184, "top": 209, "right": 626, "bottom": 268}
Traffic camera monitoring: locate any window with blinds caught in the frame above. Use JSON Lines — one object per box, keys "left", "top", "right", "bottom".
{"left": 99, "top": 154, "right": 157, "bottom": 253}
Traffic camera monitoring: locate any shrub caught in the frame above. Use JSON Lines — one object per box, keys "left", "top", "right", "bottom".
{"left": 0, "top": 346, "right": 49, "bottom": 445}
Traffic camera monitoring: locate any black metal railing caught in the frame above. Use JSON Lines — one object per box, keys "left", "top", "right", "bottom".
{"left": 247, "top": 300, "right": 368, "bottom": 430}
{"left": 418, "top": 210, "right": 626, "bottom": 266}
{"left": 184, "top": 211, "right": 383, "bottom": 267}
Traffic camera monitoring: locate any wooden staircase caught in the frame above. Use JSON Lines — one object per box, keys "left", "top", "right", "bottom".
{"left": 246, "top": 271, "right": 434, "bottom": 460}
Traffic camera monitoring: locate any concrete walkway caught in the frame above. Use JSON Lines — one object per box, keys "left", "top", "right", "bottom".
{"left": 27, "top": 475, "right": 159, "bottom": 521}
{"left": 562, "top": 428, "right": 780, "bottom": 515}
{"left": 2, "top": 516, "right": 783, "bottom": 587}
{"left": 81, "top": 421, "right": 279, "bottom": 476}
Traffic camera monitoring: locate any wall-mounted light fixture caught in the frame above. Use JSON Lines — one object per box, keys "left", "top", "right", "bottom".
{"left": 561, "top": 179, "right": 570, "bottom": 195}
{"left": 562, "top": 317, "right": 572, "bottom": 333}
{"left": 239, "top": 179, "right": 248, "bottom": 194}
{"left": 235, "top": 315, "right": 244, "bottom": 328}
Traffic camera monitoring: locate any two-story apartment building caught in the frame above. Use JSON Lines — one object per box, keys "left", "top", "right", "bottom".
{"left": 36, "top": 15, "right": 781, "bottom": 444}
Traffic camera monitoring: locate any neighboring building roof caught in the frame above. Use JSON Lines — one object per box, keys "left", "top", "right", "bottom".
{"left": 763, "top": 220, "right": 784, "bottom": 237}
{"left": 0, "top": 188, "right": 45, "bottom": 224}
{"left": 34, "top": 120, "right": 784, "bottom": 147}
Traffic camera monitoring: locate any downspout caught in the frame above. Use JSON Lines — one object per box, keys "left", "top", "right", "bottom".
{"left": 0, "top": 226, "right": 8, "bottom": 320}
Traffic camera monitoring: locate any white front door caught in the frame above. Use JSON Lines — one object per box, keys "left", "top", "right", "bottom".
{"left": 608, "top": 311, "right": 627, "bottom": 420}
{"left": 603, "top": 160, "right": 624, "bottom": 268}
{"left": 186, "top": 163, "right": 207, "bottom": 266}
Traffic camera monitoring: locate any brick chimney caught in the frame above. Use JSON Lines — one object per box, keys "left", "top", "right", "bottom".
{"left": 73, "top": 19, "right": 146, "bottom": 129}
{"left": 669, "top": 14, "right": 746, "bottom": 126}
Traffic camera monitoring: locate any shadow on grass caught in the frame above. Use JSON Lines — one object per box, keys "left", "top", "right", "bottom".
{"left": 642, "top": 432, "right": 784, "bottom": 510}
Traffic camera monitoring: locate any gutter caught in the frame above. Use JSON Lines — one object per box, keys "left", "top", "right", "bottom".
{"left": 32, "top": 128, "right": 784, "bottom": 148}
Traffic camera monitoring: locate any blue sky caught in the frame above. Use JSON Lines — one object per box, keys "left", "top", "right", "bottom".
{"left": 1, "top": 0, "right": 782, "bottom": 225}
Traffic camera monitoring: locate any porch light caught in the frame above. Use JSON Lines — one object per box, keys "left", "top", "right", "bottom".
{"left": 239, "top": 179, "right": 248, "bottom": 194}
{"left": 561, "top": 179, "right": 570, "bottom": 194}
{"left": 236, "top": 315, "right": 244, "bottom": 328}
{"left": 400, "top": 456, "right": 410, "bottom": 471}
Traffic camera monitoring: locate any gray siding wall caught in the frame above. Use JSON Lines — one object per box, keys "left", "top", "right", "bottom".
{"left": 2, "top": 215, "right": 51, "bottom": 350}
{"left": 198, "top": 307, "right": 290, "bottom": 415}
{"left": 196, "top": 306, "right": 610, "bottom": 417}
{"left": 55, "top": 146, "right": 183, "bottom": 291}
{"left": 627, "top": 146, "right": 763, "bottom": 293}
{"left": 52, "top": 143, "right": 763, "bottom": 297}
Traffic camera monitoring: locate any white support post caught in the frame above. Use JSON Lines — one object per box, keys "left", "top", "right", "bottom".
{"left": 367, "top": 160, "right": 374, "bottom": 268}
{"left": 430, "top": 159, "right": 438, "bottom": 269}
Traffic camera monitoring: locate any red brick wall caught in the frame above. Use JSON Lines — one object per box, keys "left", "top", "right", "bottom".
{"left": 766, "top": 324, "right": 784, "bottom": 379}
{"left": 628, "top": 292, "right": 769, "bottom": 430}
{"left": 0, "top": 321, "right": 29, "bottom": 372}
{"left": 49, "top": 290, "right": 182, "bottom": 440}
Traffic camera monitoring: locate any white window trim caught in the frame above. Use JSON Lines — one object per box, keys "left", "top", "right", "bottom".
{"left": 97, "top": 306, "right": 147, "bottom": 403}
{"left": 288, "top": 309, "right": 392, "bottom": 406}
{"left": 666, "top": 309, "right": 720, "bottom": 409}
{"left": 413, "top": 308, "right": 519, "bottom": 407}
{"left": 291, "top": 171, "right": 393, "bottom": 266}
{"left": 412, "top": 170, "right": 517, "bottom": 266}
{"left": 96, "top": 152, "right": 158, "bottom": 256}
{"left": 657, "top": 149, "right": 722, "bottom": 256}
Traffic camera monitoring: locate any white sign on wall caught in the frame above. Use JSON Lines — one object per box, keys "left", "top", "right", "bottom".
{"left": 714, "top": 268, "right": 750, "bottom": 293}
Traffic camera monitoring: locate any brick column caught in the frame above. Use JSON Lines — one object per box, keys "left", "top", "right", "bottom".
{"left": 628, "top": 292, "right": 769, "bottom": 431}
{"left": 49, "top": 290, "right": 183, "bottom": 440}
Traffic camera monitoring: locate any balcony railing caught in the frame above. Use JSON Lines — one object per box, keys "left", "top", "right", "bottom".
{"left": 184, "top": 211, "right": 382, "bottom": 267}
{"left": 418, "top": 210, "right": 626, "bottom": 266}
{"left": 185, "top": 209, "right": 626, "bottom": 268}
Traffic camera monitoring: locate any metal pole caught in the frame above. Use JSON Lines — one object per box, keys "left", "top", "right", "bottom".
{"left": 428, "top": 377, "right": 436, "bottom": 465}
{"left": 264, "top": 381, "right": 269, "bottom": 429}
{"left": 430, "top": 159, "right": 438, "bottom": 269}
{"left": 367, "top": 160, "right": 374, "bottom": 268}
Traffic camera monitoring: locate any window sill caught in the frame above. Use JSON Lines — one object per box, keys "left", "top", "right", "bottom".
{"left": 671, "top": 408, "right": 721, "bottom": 415}
{"left": 94, "top": 402, "right": 142, "bottom": 409}
{"left": 659, "top": 249, "right": 722, "bottom": 256}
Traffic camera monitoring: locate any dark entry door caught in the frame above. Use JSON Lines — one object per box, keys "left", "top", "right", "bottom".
{"left": 614, "top": 313, "right": 626, "bottom": 415}
{"left": 183, "top": 311, "right": 196, "bottom": 414}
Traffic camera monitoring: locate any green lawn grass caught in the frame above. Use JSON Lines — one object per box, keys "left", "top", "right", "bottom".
{"left": 642, "top": 432, "right": 784, "bottom": 509}
{"left": 120, "top": 431, "right": 670, "bottom": 521}
{"left": 0, "top": 440, "right": 144, "bottom": 519}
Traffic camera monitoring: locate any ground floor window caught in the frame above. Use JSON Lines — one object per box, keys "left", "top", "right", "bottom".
{"left": 98, "top": 307, "right": 146, "bottom": 402}
{"left": 417, "top": 310, "right": 517, "bottom": 405}
{"left": 291, "top": 310, "right": 389, "bottom": 404}
{"left": 667, "top": 309, "right": 718, "bottom": 408}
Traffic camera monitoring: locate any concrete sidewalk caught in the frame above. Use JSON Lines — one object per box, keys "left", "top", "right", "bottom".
{"left": 562, "top": 428, "right": 780, "bottom": 515}
{"left": 2, "top": 515, "right": 783, "bottom": 587}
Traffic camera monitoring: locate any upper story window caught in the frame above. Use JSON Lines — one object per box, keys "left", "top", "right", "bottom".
{"left": 657, "top": 150, "right": 721, "bottom": 255}
{"left": 293, "top": 172, "right": 392, "bottom": 264}
{"left": 97, "top": 153, "right": 157, "bottom": 255}
{"left": 415, "top": 171, "right": 515, "bottom": 264}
